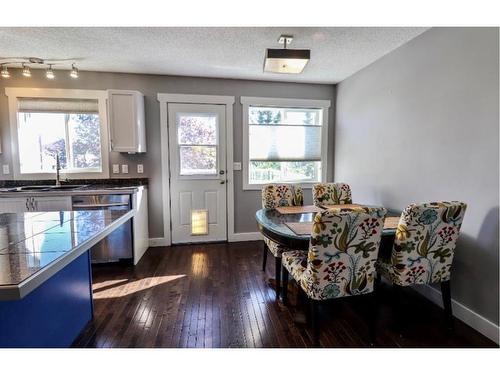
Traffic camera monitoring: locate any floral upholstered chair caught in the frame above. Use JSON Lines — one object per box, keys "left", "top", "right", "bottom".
{"left": 261, "top": 184, "right": 304, "bottom": 299}
{"left": 312, "top": 182, "right": 352, "bottom": 206}
{"left": 376, "top": 201, "right": 467, "bottom": 329}
{"left": 281, "top": 206, "right": 387, "bottom": 344}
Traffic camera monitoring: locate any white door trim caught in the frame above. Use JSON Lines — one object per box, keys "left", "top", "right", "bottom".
{"left": 158, "top": 93, "right": 235, "bottom": 246}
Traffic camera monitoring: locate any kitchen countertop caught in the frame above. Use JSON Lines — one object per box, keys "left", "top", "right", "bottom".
{"left": 0, "top": 184, "right": 146, "bottom": 197}
{"left": 0, "top": 209, "right": 134, "bottom": 300}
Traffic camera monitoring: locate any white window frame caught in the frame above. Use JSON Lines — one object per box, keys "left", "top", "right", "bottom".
{"left": 5, "top": 87, "right": 110, "bottom": 180}
{"left": 241, "top": 96, "right": 330, "bottom": 190}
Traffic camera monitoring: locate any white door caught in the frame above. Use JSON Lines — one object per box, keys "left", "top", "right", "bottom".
{"left": 168, "top": 103, "right": 227, "bottom": 243}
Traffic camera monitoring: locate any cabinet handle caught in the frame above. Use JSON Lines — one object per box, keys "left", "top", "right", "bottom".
{"left": 25, "top": 198, "right": 29, "bottom": 210}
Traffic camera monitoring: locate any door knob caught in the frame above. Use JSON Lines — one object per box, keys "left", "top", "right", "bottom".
{"left": 220, "top": 180, "right": 225, "bottom": 184}
{"left": 219, "top": 170, "right": 225, "bottom": 175}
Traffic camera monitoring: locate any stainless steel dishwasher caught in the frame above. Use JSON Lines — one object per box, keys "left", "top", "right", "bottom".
{"left": 72, "top": 194, "right": 133, "bottom": 264}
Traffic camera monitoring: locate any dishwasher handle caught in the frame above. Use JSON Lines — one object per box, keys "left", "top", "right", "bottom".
{"left": 72, "top": 203, "right": 130, "bottom": 209}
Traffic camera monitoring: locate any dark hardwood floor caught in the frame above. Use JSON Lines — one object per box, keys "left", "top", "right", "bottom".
{"left": 73, "top": 241, "right": 497, "bottom": 348}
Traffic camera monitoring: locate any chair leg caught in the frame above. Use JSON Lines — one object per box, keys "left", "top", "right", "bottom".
{"left": 274, "top": 256, "right": 281, "bottom": 300}
{"left": 281, "top": 265, "right": 289, "bottom": 305}
{"left": 262, "top": 244, "right": 268, "bottom": 272}
{"left": 310, "top": 299, "right": 320, "bottom": 347}
{"left": 393, "top": 284, "right": 406, "bottom": 336}
{"left": 441, "top": 280, "right": 454, "bottom": 331}
{"left": 374, "top": 273, "right": 382, "bottom": 290}
{"left": 367, "top": 292, "right": 377, "bottom": 346}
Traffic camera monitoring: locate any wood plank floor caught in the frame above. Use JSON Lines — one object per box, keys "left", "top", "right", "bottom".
{"left": 73, "top": 241, "right": 497, "bottom": 348}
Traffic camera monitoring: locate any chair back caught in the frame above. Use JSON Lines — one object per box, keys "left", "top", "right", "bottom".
{"left": 312, "top": 183, "right": 352, "bottom": 206}
{"left": 299, "top": 206, "right": 387, "bottom": 300}
{"left": 389, "top": 201, "right": 467, "bottom": 286}
{"left": 261, "top": 184, "right": 303, "bottom": 209}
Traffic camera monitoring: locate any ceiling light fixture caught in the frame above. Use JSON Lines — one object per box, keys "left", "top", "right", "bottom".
{"left": 264, "top": 35, "right": 310, "bottom": 74}
{"left": 0, "top": 57, "right": 79, "bottom": 80}
{"left": 46, "top": 64, "right": 55, "bottom": 79}
{"left": 22, "top": 64, "right": 31, "bottom": 77}
{"left": 1, "top": 65, "right": 10, "bottom": 78}
{"left": 70, "top": 63, "right": 79, "bottom": 79}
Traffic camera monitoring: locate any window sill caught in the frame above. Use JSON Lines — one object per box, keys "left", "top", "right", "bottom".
{"left": 242, "top": 182, "right": 319, "bottom": 191}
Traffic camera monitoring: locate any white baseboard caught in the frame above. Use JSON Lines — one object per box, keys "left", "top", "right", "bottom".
{"left": 148, "top": 237, "right": 170, "bottom": 247}
{"left": 150, "top": 233, "right": 263, "bottom": 246}
{"left": 228, "top": 232, "right": 263, "bottom": 242}
{"left": 413, "top": 284, "right": 499, "bottom": 344}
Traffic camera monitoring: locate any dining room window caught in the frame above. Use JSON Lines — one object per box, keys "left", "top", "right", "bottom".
{"left": 241, "top": 97, "right": 330, "bottom": 189}
{"left": 5, "top": 88, "right": 110, "bottom": 179}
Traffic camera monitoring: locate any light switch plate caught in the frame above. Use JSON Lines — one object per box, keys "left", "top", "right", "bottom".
{"left": 121, "top": 164, "right": 129, "bottom": 174}
{"left": 137, "top": 164, "right": 144, "bottom": 173}
{"left": 233, "top": 162, "right": 242, "bottom": 171}
{"left": 2, "top": 164, "right": 9, "bottom": 174}
{"left": 112, "top": 164, "right": 120, "bottom": 174}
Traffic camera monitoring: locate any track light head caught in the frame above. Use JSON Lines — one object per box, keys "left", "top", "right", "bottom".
{"left": 70, "top": 64, "right": 79, "bottom": 79}
{"left": 1, "top": 65, "right": 10, "bottom": 78}
{"left": 22, "top": 64, "right": 31, "bottom": 77}
{"left": 46, "top": 65, "right": 55, "bottom": 79}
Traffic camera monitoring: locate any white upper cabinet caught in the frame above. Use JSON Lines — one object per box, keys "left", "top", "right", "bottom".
{"left": 108, "top": 90, "right": 147, "bottom": 153}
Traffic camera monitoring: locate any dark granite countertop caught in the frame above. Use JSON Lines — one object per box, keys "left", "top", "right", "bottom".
{"left": 0, "top": 209, "right": 134, "bottom": 300}
{"left": 0, "top": 178, "right": 148, "bottom": 196}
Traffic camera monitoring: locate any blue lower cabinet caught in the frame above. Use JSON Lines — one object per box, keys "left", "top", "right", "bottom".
{"left": 0, "top": 251, "right": 93, "bottom": 348}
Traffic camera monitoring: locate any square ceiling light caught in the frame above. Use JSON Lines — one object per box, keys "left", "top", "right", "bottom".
{"left": 264, "top": 48, "right": 311, "bottom": 74}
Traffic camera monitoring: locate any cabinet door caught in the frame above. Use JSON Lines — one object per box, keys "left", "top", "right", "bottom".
{"left": 0, "top": 198, "right": 30, "bottom": 213}
{"left": 108, "top": 90, "right": 146, "bottom": 153}
{"left": 109, "top": 91, "right": 137, "bottom": 152}
{"left": 33, "top": 196, "right": 72, "bottom": 212}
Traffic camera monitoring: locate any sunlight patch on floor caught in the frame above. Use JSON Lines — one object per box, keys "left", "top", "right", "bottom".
{"left": 93, "top": 275, "right": 186, "bottom": 299}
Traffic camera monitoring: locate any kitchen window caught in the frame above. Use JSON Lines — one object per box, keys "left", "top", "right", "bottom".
{"left": 241, "top": 97, "right": 330, "bottom": 189}
{"left": 5, "top": 88, "right": 110, "bottom": 179}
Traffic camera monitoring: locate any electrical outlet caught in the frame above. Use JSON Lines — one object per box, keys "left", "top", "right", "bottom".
{"left": 2, "top": 164, "right": 10, "bottom": 174}
{"left": 121, "top": 164, "right": 129, "bottom": 174}
{"left": 137, "top": 164, "right": 144, "bottom": 174}
{"left": 233, "top": 162, "right": 242, "bottom": 171}
{"left": 112, "top": 164, "right": 120, "bottom": 174}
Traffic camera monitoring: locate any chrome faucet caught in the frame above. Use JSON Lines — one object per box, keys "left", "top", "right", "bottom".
{"left": 55, "top": 153, "right": 61, "bottom": 187}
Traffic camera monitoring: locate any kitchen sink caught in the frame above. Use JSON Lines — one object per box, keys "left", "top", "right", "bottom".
{"left": 8, "top": 185, "right": 88, "bottom": 192}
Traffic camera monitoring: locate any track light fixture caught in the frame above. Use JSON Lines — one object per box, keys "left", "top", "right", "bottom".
{"left": 0, "top": 57, "right": 80, "bottom": 80}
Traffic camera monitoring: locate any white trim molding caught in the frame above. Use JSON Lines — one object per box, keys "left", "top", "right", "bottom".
{"left": 149, "top": 237, "right": 170, "bottom": 247}
{"left": 413, "top": 284, "right": 499, "bottom": 344}
{"left": 157, "top": 93, "right": 235, "bottom": 246}
{"left": 240, "top": 96, "right": 331, "bottom": 191}
{"left": 228, "top": 232, "right": 263, "bottom": 242}
{"left": 4, "top": 87, "right": 110, "bottom": 180}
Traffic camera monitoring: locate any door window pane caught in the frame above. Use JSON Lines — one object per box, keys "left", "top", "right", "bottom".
{"left": 177, "top": 112, "right": 218, "bottom": 176}
{"left": 180, "top": 146, "right": 217, "bottom": 175}
{"left": 177, "top": 113, "right": 217, "bottom": 145}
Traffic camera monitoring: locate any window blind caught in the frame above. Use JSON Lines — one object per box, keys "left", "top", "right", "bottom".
{"left": 17, "top": 98, "right": 99, "bottom": 114}
{"left": 249, "top": 124, "right": 322, "bottom": 162}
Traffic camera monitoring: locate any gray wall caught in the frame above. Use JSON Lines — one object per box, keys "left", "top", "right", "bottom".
{"left": 335, "top": 27, "right": 499, "bottom": 324}
{"left": 0, "top": 72, "right": 335, "bottom": 236}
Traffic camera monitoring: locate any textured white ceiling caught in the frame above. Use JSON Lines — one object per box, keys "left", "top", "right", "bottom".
{"left": 0, "top": 27, "right": 428, "bottom": 84}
